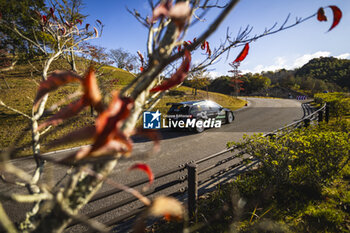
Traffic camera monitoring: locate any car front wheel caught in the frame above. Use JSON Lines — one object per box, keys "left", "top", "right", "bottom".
{"left": 226, "top": 111, "right": 234, "bottom": 124}
{"left": 194, "top": 119, "right": 205, "bottom": 133}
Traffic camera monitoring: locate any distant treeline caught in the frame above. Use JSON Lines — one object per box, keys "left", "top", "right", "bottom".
{"left": 186, "top": 57, "right": 350, "bottom": 96}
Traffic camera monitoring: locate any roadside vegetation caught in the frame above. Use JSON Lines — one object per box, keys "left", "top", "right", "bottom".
{"left": 150, "top": 93, "right": 350, "bottom": 233}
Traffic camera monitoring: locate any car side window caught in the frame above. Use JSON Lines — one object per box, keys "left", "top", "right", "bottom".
{"left": 200, "top": 104, "right": 209, "bottom": 111}
{"left": 208, "top": 102, "right": 222, "bottom": 111}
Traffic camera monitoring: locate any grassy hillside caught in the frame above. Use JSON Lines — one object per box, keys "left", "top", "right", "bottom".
{"left": 0, "top": 61, "right": 245, "bottom": 157}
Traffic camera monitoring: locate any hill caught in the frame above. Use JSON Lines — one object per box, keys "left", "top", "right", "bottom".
{"left": 295, "top": 57, "right": 350, "bottom": 89}
{"left": 0, "top": 60, "right": 246, "bottom": 157}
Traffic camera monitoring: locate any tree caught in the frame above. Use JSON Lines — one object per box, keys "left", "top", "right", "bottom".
{"left": 186, "top": 69, "right": 210, "bottom": 96}
{"left": 109, "top": 48, "right": 138, "bottom": 71}
{"left": 0, "top": 1, "right": 344, "bottom": 232}
{"left": 55, "top": 0, "right": 88, "bottom": 71}
{"left": 0, "top": 0, "right": 45, "bottom": 57}
{"left": 0, "top": 3, "right": 101, "bottom": 228}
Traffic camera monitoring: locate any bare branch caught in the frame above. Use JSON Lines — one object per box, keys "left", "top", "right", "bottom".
{"left": 0, "top": 192, "right": 52, "bottom": 203}
{"left": 0, "top": 100, "right": 31, "bottom": 120}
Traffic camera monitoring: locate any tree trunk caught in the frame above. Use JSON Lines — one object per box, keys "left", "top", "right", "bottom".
{"left": 70, "top": 49, "right": 77, "bottom": 72}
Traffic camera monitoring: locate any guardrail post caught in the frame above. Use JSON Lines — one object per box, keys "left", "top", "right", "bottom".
{"left": 325, "top": 102, "right": 329, "bottom": 123}
{"left": 318, "top": 109, "right": 323, "bottom": 123}
{"left": 187, "top": 163, "right": 198, "bottom": 219}
{"left": 303, "top": 118, "right": 310, "bottom": 127}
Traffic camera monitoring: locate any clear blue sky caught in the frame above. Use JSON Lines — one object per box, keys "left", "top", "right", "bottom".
{"left": 79, "top": 0, "right": 350, "bottom": 77}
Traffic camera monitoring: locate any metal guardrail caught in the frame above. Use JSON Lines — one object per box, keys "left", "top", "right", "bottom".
{"left": 67, "top": 102, "right": 329, "bottom": 232}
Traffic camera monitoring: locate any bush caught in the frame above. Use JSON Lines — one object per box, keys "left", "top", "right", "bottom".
{"left": 314, "top": 92, "right": 350, "bottom": 120}
{"left": 229, "top": 122, "right": 350, "bottom": 203}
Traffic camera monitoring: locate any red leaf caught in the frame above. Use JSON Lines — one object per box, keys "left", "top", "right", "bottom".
{"left": 150, "top": 50, "right": 191, "bottom": 92}
{"left": 233, "top": 43, "right": 249, "bottom": 63}
{"left": 42, "top": 15, "right": 47, "bottom": 23}
{"left": 150, "top": 0, "right": 172, "bottom": 23}
{"left": 328, "top": 5, "right": 342, "bottom": 31}
{"left": 140, "top": 67, "right": 144, "bottom": 72}
{"left": 177, "top": 45, "right": 182, "bottom": 53}
{"left": 38, "top": 98, "right": 85, "bottom": 131}
{"left": 205, "top": 41, "right": 211, "bottom": 56}
{"left": 82, "top": 67, "right": 103, "bottom": 112}
{"left": 92, "top": 93, "right": 133, "bottom": 152}
{"left": 76, "top": 19, "right": 82, "bottom": 25}
{"left": 34, "top": 70, "right": 82, "bottom": 110}
{"left": 201, "top": 41, "right": 206, "bottom": 50}
{"left": 96, "top": 19, "right": 102, "bottom": 25}
{"left": 129, "top": 163, "right": 154, "bottom": 184}
{"left": 85, "top": 23, "right": 90, "bottom": 30}
{"left": 317, "top": 8, "right": 327, "bottom": 22}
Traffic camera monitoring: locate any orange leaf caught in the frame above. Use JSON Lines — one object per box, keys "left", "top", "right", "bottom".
{"left": 34, "top": 70, "right": 82, "bottom": 110}
{"left": 317, "top": 7, "right": 327, "bottom": 22}
{"left": 148, "top": 196, "right": 183, "bottom": 220}
{"left": 328, "top": 5, "right": 342, "bottom": 31}
{"left": 233, "top": 43, "right": 249, "bottom": 63}
{"left": 129, "top": 163, "right": 154, "bottom": 184}
{"left": 93, "top": 27, "right": 98, "bottom": 37}
{"left": 150, "top": 50, "right": 191, "bottom": 92}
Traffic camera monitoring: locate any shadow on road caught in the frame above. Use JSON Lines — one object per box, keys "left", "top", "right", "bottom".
{"left": 132, "top": 128, "right": 196, "bottom": 143}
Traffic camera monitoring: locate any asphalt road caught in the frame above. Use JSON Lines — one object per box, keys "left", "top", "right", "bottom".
{"left": 0, "top": 97, "right": 304, "bottom": 232}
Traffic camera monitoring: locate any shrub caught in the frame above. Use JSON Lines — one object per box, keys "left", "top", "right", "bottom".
{"left": 314, "top": 92, "right": 350, "bottom": 120}
{"left": 229, "top": 122, "right": 350, "bottom": 202}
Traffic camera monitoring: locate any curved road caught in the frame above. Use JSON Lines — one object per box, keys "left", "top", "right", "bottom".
{"left": 1, "top": 97, "right": 304, "bottom": 230}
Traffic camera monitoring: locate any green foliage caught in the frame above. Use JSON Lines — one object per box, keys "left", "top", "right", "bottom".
{"left": 296, "top": 57, "right": 350, "bottom": 90}
{"left": 231, "top": 123, "right": 350, "bottom": 195}
{"left": 207, "top": 76, "right": 232, "bottom": 94}
{"left": 0, "top": 0, "right": 45, "bottom": 56}
{"left": 240, "top": 73, "right": 271, "bottom": 94}
{"left": 314, "top": 92, "right": 350, "bottom": 120}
